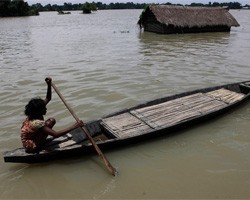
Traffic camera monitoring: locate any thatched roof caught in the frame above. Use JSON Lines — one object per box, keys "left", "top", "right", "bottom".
{"left": 141, "top": 5, "right": 240, "bottom": 28}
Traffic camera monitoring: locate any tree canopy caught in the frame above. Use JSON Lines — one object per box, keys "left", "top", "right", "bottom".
{"left": 0, "top": 0, "right": 39, "bottom": 17}
{"left": 30, "top": 1, "right": 245, "bottom": 12}
{"left": 82, "top": 2, "right": 97, "bottom": 14}
{"left": 1, "top": 1, "right": 248, "bottom": 17}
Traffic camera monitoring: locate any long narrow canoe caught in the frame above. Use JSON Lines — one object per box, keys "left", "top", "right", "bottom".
{"left": 4, "top": 81, "right": 250, "bottom": 163}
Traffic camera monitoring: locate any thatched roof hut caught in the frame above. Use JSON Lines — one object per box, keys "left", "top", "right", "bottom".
{"left": 138, "top": 5, "right": 240, "bottom": 34}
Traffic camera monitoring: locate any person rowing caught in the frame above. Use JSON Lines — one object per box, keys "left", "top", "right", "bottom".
{"left": 21, "top": 77, "right": 84, "bottom": 153}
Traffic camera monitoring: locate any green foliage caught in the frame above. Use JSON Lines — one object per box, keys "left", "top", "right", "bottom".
{"left": 191, "top": 1, "right": 242, "bottom": 9}
{"left": 1, "top": 1, "right": 245, "bottom": 17}
{"left": 29, "top": 2, "right": 148, "bottom": 12}
{"left": 0, "top": 0, "right": 39, "bottom": 17}
{"left": 81, "top": 2, "right": 96, "bottom": 14}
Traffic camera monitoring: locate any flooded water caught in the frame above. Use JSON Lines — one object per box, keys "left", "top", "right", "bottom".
{"left": 1, "top": 9, "right": 250, "bottom": 199}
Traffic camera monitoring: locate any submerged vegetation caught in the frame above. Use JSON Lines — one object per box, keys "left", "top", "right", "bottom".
{"left": 81, "top": 2, "right": 97, "bottom": 14}
{"left": 0, "top": 1, "right": 248, "bottom": 17}
{"left": 30, "top": 1, "right": 247, "bottom": 12}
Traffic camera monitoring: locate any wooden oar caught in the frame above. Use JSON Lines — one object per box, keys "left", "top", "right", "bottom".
{"left": 51, "top": 81, "right": 117, "bottom": 176}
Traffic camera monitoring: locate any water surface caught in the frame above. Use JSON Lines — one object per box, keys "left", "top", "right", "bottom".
{"left": 0, "top": 9, "right": 250, "bottom": 199}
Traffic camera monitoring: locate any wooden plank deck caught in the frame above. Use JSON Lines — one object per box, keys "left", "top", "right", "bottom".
{"left": 131, "top": 92, "right": 227, "bottom": 130}
{"left": 101, "top": 88, "right": 245, "bottom": 138}
{"left": 101, "top": 113, "right": 154, "bottom": 139}
{"left": 206, "top": 88, "right": 244, "bottom": 104}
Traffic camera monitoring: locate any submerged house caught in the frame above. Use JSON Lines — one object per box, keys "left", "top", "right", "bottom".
{"left": 138, "top": 5, "right": 240, "bottom": 34}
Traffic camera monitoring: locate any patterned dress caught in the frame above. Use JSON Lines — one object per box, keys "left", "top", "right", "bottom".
{"left": 21, "top": 118, "right": 47, "bottom": 152}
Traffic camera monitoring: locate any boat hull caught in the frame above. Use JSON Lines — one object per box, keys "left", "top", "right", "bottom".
{"left": 4, "top": 81, "right": 250, "bottom": 163}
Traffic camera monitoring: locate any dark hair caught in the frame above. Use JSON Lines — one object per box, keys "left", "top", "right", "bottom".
{"left": 24, "top": 98, "right": 46, "bottom": 119}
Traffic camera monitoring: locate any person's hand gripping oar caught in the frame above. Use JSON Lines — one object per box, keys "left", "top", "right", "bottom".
{"left": 49, "top": 78, "right": 117, "bottom": 176}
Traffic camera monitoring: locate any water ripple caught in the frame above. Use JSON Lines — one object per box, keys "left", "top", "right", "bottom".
{"left": 1, "top": 9, "right": 250, "bottom": 199}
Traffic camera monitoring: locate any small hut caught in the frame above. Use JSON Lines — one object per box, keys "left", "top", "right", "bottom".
{"left": 138, "top": 5, "right": 240, "bottom": 34}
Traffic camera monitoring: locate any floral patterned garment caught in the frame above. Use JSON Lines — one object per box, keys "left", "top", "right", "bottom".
{"left": 21, "top": 118, "right": 46, "bottom": 152}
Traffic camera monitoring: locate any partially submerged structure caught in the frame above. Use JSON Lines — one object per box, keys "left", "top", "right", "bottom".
{"left": 138, "top": 5, "right": 240, "bottom": 34}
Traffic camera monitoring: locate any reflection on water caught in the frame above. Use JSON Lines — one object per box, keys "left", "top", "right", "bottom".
{"left": 0, "top": 9, "right": 250, "bottom": 199}
{"left": 138, "top": 31, "right": 234, "bottom": 88}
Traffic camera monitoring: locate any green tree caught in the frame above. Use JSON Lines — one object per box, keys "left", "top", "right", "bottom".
{"left": 0, "top": 0, "right": 11, "bottom": 17}
{"left": 0, "top": 0, "right": 38, "bottom": 17}
{"left": 82, "top": 2, "right": 96, "bottom": 14}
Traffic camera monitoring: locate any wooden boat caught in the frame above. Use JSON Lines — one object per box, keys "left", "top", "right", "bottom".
{"left": 4, "top": 81, "right": 250, "bottom": 163}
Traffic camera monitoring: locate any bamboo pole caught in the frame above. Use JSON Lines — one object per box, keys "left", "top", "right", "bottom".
{"left": 51, "top": 81, "right": 117, "bottom": 176}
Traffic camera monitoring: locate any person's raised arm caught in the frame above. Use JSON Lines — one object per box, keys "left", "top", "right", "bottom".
{"left": 44, "top": 77, "right": 52, "bottom": 105}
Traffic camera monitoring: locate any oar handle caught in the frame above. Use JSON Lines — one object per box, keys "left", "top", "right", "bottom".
{"left": 51, "top": 82, "right": 117, "bottom": 176}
